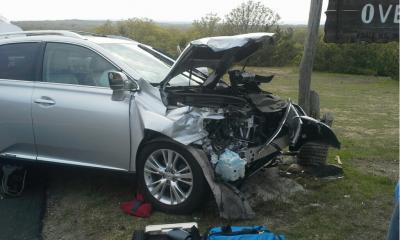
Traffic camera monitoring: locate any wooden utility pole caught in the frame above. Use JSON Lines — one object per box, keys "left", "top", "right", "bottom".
{"left": 298, "top": 0, "right": 323, "bottom": 115}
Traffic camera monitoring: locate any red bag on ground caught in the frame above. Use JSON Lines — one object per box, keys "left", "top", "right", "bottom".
{"left": 120, "top": 193, "right": 152, "bottom": 218}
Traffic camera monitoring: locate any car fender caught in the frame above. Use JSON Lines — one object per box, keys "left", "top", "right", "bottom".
{"left": 291, "top": 115, "right": 341, "bottom": 151}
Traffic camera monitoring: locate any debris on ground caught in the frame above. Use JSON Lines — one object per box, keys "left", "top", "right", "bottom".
{"left": 309, "top": 203, "right": 322, "bottom": 207}
{"left": 241, "top": 167, "right": 305, "bottom": 206}
{"left": 286, "top": 163, "right": 344, "bottom": 178}
{"left": 286, "top": 163, "right": 305, "bottom": 174}
{"left": 336, "top": 155, "right": 342, "bottom": 165}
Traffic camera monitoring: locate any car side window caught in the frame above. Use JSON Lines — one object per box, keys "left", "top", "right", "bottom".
{"left": 0, "top": 42, "right": 40, "bottom": 81}
{"left": 43, "top": 43, "right": 117, "bottom": 87}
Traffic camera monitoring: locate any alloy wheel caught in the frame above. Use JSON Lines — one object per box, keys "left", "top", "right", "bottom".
{"left": 143, "top": 149, "right": 194, "bottom": 205}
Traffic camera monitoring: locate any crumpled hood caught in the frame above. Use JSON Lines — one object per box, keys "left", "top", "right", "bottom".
{"left": 160, "top": 32, "right": 275, "bottom": 89}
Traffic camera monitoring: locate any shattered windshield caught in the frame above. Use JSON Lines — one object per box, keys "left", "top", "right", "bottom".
{"left": 100, "top": 43, "right": 202, "bottom": 86}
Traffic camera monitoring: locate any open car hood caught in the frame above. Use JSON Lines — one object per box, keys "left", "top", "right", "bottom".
{"left": 160, "top": 32, "right": 275, "bottom": 90}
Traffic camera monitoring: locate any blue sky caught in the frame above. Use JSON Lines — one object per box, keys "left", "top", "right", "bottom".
{"left": 2, "top": 0, "right": 329, "bottom": 24}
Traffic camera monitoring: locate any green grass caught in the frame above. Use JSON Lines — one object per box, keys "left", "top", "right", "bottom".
{"left": 42, "top": 68, "right": 399, "bottom": 240}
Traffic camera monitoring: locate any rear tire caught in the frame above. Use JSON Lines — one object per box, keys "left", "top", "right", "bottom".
{"left": 137, "top": 140, "right": 208, "bottom": 214}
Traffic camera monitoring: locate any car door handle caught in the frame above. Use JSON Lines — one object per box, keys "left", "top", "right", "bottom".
{"left": 34, "top": 97, "right": 56, "bottom": 106}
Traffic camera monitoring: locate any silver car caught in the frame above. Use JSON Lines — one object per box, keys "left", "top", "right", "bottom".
{"left": 0, "top": 31, "right": 339, "bottom": 216}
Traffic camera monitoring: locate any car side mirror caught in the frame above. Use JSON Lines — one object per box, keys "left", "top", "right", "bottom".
{"left": 108, "top": 71, "right": 139, "bottom": 92}
{"left": 108, "top": 71, "right": 139, "bottom": 101}
{"left": 108, "top": 71, "right": 128, "bottom": 90}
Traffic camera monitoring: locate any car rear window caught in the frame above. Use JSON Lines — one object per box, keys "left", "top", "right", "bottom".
{"left": 0, "top": 42, "right": 40, "bottom": 81}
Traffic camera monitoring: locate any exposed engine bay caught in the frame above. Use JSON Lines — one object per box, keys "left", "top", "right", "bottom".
{"left": 163, "top": 70, "right": 305, "bottom": 182}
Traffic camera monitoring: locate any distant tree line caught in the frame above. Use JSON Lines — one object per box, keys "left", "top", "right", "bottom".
{"left": 14, "top": 20, "right": 107, "bottom": 32}
{"left": 95, "top": 0, "right": 398, "bottom": 79}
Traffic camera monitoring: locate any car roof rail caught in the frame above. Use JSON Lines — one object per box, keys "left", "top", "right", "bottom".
{"left": 105, "top": 35, "right": 134, "bottom": 41}
{"left": 72, "top": 31, "right": 106, "bottom": 37}
{"left": 0, "top": 30, "right": 84, "bottom": 39}
{"left": 71, "top": 31, "right": 135, "bottom": 41}
{"left": 0, "top": 30, "right": 137, "bottom": 42}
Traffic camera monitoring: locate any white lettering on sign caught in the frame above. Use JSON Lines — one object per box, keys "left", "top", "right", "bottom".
{"left": 361, "top": 4, "right": 374, "bottom": 23}
{"left": 362, "top": 4, "right": 400, "bottom": 24}
{"left": 379, "top": 4, "right": 393, "bottom": 23}
{"left": 395, "top": 5, "right": 400, "bottom": 23}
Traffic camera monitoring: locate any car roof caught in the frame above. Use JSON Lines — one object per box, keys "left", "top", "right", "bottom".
{"left": 0, "top": 30, "right": 138, "bottom": 45}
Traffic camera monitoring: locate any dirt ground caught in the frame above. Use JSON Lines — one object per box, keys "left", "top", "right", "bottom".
{"left": 42, "top": 68, "right": 399, "bottom": 240}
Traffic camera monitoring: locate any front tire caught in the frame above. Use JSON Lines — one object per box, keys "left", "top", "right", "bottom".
{"left": 137, "top": 140, "right": 208, "bottom": 214}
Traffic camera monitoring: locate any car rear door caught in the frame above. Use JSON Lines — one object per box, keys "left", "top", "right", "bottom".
{"left": 31, "top": 42, "right": 131, "bottom": 170}
{"left": 0, "top": 42, "right": 41, "bottom": 160}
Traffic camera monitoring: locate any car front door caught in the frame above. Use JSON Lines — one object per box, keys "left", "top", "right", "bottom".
{"left": 31, "top": 42, "right": 131, "bottom": 170}
{"left": 0, "top": 42, "right": 41, "bottom": 160}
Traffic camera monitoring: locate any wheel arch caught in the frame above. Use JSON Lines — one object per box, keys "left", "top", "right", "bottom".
{"left": 134, "top": 129, "right": 175, "bottom": 172}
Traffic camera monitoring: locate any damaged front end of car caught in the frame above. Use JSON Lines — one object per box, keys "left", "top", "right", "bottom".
{"left": 135, "top": 33, "right": 340, "bottom": 219}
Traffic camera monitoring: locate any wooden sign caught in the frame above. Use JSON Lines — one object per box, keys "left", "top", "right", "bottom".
{"left": 325, "top": 0, "right": 399, "bottom": 43}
